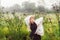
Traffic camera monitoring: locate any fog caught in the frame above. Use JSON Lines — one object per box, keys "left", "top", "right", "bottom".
{"left": 1, "top": 0, "right": 59, "bottom": 9}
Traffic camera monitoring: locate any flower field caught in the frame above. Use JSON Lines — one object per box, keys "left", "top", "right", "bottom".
{"left": 0, "top": 13, "right": 60, "bottom": 40}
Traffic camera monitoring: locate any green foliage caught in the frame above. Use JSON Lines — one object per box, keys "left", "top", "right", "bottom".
{"left": 0, "top": 13, "right": 59, "bottom": 40}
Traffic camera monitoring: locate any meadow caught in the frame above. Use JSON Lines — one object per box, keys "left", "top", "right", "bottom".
{"left": 0, "top": 13, "right": 60, "bottom": 40}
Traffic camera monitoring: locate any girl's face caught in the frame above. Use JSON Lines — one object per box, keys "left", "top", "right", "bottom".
{"left": 30, "top": 16, "right": 35, "bottom": 24}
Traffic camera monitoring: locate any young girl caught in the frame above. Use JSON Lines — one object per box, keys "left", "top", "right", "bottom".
{"left": 29, "top": 16, "right": 41, "bottom": 40}
{"left": 25, "top": 15, "right": 44, "bottom": 40}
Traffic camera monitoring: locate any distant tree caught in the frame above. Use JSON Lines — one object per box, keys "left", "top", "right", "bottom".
{"left": 36, "top": 5, "right": 45, "bottom": 13}
{"left": 59, "top": 2, "right": 60, "bottom": 11}
{"left": 9, "top": 4, "right": 21, "bottom": 13}
{"left": 22, "top": 1, "right": 36, "bottom": 13}
{"left": 0, "top": 6, "right": 5, "bottom": 14}
{"left": 52, "top": 3, "right": 60, "bottom": 13}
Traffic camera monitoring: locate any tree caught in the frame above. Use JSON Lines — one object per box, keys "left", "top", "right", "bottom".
{"left": 9, "top": 4, "right": 21, "bottom": 13}
{"left": 52, "top": 3, "right": 60, "bottom": 13}
{"left": 36, "top": 5, "right": 45, "bottom": 13}
{"left": 22, "top": 1, "right": 36, "bottom": 13}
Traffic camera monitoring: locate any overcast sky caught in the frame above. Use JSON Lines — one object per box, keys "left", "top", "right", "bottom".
{"left": 0, "top": 0, "right": 59, "bottom": 9}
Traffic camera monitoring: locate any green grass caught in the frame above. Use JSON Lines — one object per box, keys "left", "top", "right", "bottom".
{"left": 0, "top": 13, "right": 60, "bottom": 40}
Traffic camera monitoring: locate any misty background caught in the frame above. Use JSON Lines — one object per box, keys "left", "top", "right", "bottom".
{"left": 0, "top": 0, "right": 60, "bottom": 14}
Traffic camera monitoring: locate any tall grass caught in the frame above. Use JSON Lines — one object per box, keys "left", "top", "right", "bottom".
{"left": 0, "top": 13, "right": 59, "bottom": 40}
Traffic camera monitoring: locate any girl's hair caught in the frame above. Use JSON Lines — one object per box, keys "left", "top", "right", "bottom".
{"left": 29, "top": 16, "right": 35, "bottom": 25}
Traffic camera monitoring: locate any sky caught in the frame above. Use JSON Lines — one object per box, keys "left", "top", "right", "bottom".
{"left": 0, "top": 0, "right": 60, "bottom": 9}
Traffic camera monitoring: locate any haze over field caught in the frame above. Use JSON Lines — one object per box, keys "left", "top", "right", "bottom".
{"left": 0, "top": 0, "right": 60, "bottom": 13}
{"left": 0, "top": 0, "right": 60, "bottom": 9}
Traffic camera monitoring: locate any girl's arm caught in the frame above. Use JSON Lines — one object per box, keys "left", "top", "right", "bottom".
{"left": 35, "top": 17, "right": 43, "bottom": 26}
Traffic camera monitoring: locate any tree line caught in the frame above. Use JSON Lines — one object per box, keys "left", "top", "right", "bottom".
{"left": 0, "top": 1, "right": 60, "bottom": 14}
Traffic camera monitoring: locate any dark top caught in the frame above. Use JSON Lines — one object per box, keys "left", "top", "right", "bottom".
{"left": 30, "top": 22, "right": 41, "bottom": 40}
{"left": 30, "top": 22, "right": 37, "bottom": 34}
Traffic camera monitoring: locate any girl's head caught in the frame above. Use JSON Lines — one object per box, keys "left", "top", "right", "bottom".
{"left": 29, "top": 15, "right": 35, "bottom": 24}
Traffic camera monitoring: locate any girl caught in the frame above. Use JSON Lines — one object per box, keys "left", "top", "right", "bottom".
{"left": 25, "top": 15, "right": 44, "bottom": 40}
{"left": 29, "top": 16, "right": 41, "bottom": 40}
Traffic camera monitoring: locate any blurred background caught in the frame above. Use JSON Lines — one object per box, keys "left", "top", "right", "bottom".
{"left": 0, "top": 0, "right": 60, "bottom": 40}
